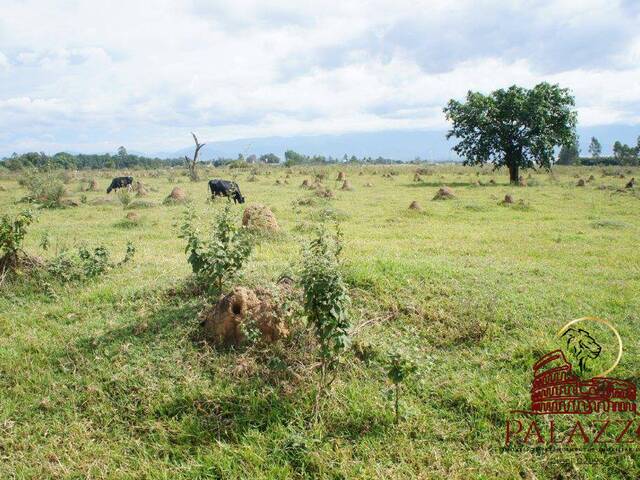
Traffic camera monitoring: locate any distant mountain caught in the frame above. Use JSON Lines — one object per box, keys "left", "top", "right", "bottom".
{"left": 159, "top": 130, "right": 459, "bottom": 162}
{"left": 156, "top": 125, "right": 639, "bottom": 162}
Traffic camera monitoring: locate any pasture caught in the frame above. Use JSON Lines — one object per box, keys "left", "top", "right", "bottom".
{"left": 1, "top": 164, "right": 640, "bottom": 479}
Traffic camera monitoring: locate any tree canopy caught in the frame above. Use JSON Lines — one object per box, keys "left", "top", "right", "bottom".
{"left": 588, "top": 137, "right": 602, "bottom": 158}
{"left": 444, "top": 83, "right": 577, "bottom": 183}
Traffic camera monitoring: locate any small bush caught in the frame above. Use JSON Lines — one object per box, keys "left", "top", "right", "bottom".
{"left": 117, "top": 190, "right": 132, "bottom": 208}
{"left": 0, "top": 210, "right": 36, "bottom": 276}
{"left": 179, "top": 204, "right": 252, "bottom": 291}
{"left": 20, "top": 170, "right": 66, "bottom": 208}
{"left": 300, "top": 225, "right": 350, "bottom": 417}
{"left": 386, "top": 352, "right": 417, "bottom": 424}
{"left": 47, "top": 242, "right": 135, "bottom": 283}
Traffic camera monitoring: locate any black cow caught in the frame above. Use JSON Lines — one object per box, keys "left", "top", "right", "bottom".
{"left": 106, "top": 176, "right": 133, "bottom": 194}
{"left": 208, "top": 179, "right": 245, "bottom": 204}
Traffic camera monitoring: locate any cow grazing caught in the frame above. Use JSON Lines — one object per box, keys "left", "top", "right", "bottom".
{"left": 208, "top": 179, "right": 245, "bottom": 204}
{"left": 106, "top": 176, "right": 133, "bottom": 194}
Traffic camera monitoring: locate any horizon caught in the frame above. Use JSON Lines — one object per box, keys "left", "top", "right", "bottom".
{"left": 2, "top": 1, "right": 639, "bottom": 157}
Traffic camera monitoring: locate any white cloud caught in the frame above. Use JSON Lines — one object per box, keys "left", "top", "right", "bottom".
{"left": 0, "top": 0, "right": 638, "bottom": 154}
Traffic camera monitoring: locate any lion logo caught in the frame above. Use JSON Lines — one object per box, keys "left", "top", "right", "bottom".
{"left": 562, "top": 327, "right": 602, "bottom": 375}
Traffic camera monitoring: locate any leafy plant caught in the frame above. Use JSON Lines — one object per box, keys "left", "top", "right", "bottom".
{"left": 386, "top": 352, "right": 417, "bottom": 424}
{"left": 179, "top": 204, "right": 252, "bottom": 291}
{"left": 117, "top": 189, "right": 132, "bottom": 208}
{"left": 47, "top": 242, "right": 135, "bottom": 282}
{"left": 0, "top": 210, "right": 36, "bottom": 278}
{"left": 19, "top": 169, "right": 66, "bottom": 208}
{"left": 300, "top": 225, "right": 350, "bottom": 417}
{"left": 0, "top": 210, "right": 34, "bottom": 259}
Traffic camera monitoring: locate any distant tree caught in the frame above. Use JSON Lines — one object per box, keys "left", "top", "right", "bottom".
{"left": 588, "top": 137, "right": 602, "bottom": 158}
{"left": 444, "top": 83, "right": 577, "bottom": 183}
{"left": 613, "top": 141, "right": 639, "bottom": 166}
{"left": 259, "top": 153, "right": 280, "bottom": 164}
{"left": 117, "top": 146, "right": 128, "bottom": 158}
{"left": 557, "top": 139, "right": 580, "bottom": 165}
{"left": 245, "top": 154, "right": 257, "bottom": 164}
{"left": 284, "top": 150, "right": 307, "bottom": 166}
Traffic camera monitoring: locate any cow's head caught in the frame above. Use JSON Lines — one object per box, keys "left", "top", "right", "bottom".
{"left": 234, "top": 190, "right": 245, "bottom": 204}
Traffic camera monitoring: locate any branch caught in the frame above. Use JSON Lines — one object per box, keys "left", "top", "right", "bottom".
{"left": 191, "top": 132, "right": 205, "bottom": 163}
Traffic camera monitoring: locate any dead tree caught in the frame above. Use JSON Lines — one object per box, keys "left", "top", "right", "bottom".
{"left": 184, "top": 132, "right": 205, "bottom": 181}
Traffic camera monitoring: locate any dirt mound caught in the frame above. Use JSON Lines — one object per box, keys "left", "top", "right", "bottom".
{"left": 301, "top": 179, "right": 311, "bottom": 188}
{"left": 315, "top": 188, "right": 335, "bottom": 199}
{"left": 200, "top": 286, "right": 289, "bottom": 346}
{"left": 625, "top": 178, "right": 635, "bottom": 189}
{"left": 164, "top": 187, "right": 187, "bottom": 204}
{"left": 336, "top": 171, "right": 346, "bottom": 181}
{"left": 88, "top": 179, "right": 99, "bottom": 191}
{"left": 413, "top": 173, "right": 422, "bottom": 182}
{"left": 518, "top": 177, "right": 527, "bottom": 187}
{"left": 126, "top": 212, "right": 140, "bottom": 221}
{"left": 489, "top": 179, "right": 496, "bottom": 185}
{"left": 408, "top": 200, "right": 422, "bottom": 210}
{"left": 341, "top": 180, "right": 353, "bottom": 191}
{"left": 242, "top": 204, "right": 279, "bottom": 232}
{"left": 500, "top": 194, "right": 514, "bottom": 205}
{"left": 576, "top": 179, "right": 586, "bottom": 187}
{"left": 60, "top": 199, "right": 80, "bottom": 208}
{"left": 588, "top": 175, "right": 595, "bottom": 182}
{"left": 135, "top": 182, "right": 148, "bottom": 196}
{"left": 433, "top": 186, "right": 455, "bottom": 200}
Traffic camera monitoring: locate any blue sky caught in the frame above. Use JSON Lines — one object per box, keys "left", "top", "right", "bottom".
{"left": 1, "top": 0, "right": 639, "bottom": 156}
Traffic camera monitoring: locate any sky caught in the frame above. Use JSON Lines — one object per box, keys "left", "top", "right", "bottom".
{"left": 1, "top": 0, "right": 639, "bottom": 157}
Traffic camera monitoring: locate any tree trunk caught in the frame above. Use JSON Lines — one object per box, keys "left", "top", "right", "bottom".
{"left": 508, "top": 163, "right": 519, "bottom": 184}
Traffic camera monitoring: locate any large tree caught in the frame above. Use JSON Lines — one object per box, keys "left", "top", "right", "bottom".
{"left": 444, "top": 83, "right": 577, "bottom": 183}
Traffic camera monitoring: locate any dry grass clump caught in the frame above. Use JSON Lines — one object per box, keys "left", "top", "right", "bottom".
{"left": 433, "top": 186, "right": 455, "bottom": 200}
{"left": 163, "top": 187, "right": 188, "bottom": 204}
{"left": 242, "top": 204, "right": 279, "bottom": 232}
{"left": 341, "top": 180, "right": 353, "bottom": 191}
{"left": 408, "top": 201, "right": 422, "bottom": 211}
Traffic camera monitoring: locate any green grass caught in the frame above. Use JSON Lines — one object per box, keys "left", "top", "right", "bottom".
{"left": 1, "top": 165, "right": 640, "bottom": 478}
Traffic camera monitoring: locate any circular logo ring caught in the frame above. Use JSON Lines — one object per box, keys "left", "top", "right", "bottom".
{"left": 556, "top": 317, "right": 623, "bottom": 378}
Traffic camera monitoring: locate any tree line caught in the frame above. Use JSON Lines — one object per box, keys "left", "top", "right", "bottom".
{"left": 1, "top": 148, "right": 403, "bottom": 170}
{"left": 557, "top": 136, "right": 640, "bottom": 166}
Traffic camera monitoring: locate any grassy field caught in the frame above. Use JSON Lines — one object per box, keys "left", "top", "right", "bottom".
{"left": 1, "top": 164, "right": 640, "bottom": 479}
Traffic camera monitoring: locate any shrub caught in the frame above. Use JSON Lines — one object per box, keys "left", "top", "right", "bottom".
{"left": 179, "top": 204, "right": 252, "bottom": 291}
{"left": 300, "top": 225, "right": 350, "bottom": 417}
{"left": 47, "top": 242, "right": 135, "bottom": 282}
{"left": 117, "top": 190, "right": 132, "bottom": 208}
{"left": 20, "top": 170, "right": 66, "bottom": 208}
{"left": 0, "top": 210, "right": 35, "bottom": 276}
{"left": 386, "top": 352, "right": 417, "bottom": 424}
